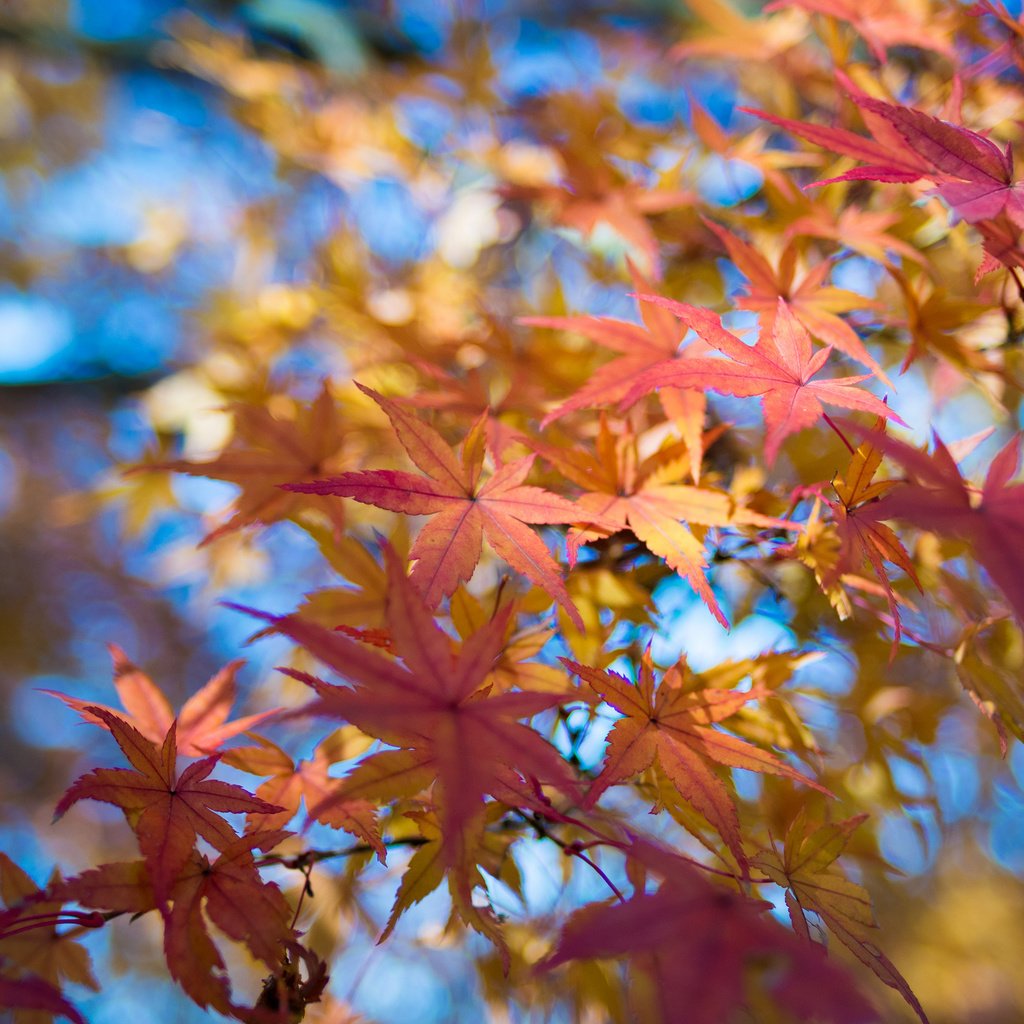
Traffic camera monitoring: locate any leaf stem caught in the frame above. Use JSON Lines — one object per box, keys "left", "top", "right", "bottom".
{"left": 822, "top": 413, "right": 856, "bottom": 455}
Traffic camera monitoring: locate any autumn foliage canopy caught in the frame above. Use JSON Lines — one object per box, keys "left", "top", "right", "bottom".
{"left": 8, "top": 1, "right": 1024, "bottom": 1022}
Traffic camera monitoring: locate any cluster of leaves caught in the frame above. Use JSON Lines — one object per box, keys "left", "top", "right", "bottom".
{"left": 9, "top": 1, "right": 1024, "bottom": 1022}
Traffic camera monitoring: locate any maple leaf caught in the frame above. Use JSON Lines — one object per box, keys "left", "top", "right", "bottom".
{"left": 223, "top": 728, "right": 385, "bottom": 859}
{"left": 231, "top": 544, "right": 579, "bottom": 948}
{"left": 501, "top": 137, "right": 694, "bottom": 277}
{"left": 54, "top": 708, "right": 284, "bottom": 903}
{"left": 786, "top": 205, "right": 926, "bottom": 267}
{"left": 745, "top": 77, "right": 1024, "bottom": 227}
{"left": 823, "top": 419, "right": 921, "bottom": 642}
{"left": 863, "top": 429, "right": 1024, "bottom": 625}
{"left": 532, "top": 418, "right": 793, "bottom": 627}
{"left": 562, "top": 652, "right": 829, "bottom": 865}
{"left": 704, "top": 218, "right": 891, "bottom": 384}
{"left": 621, "top": 297, "right": 901, "bottom": 463}
{"left": 56, "top": 833, "right": 294, "bottom": 1014}
{"left": 377, "top": 806, "right": 522, "bottom": 945}
{"left": 521, "top": 260, "right": 707, "bottom": 481}
{"left": 44, "top": 644, "right": 279, "bottom": 757}
{"left": 765, "top": 0, "right": 954, "bottom": 61}
{"left": 291, "top": 524, "right": 412, "bottom": 636}
{"left": 0, "top": 977, "right": 85, "bottom": 1024}
{"left": 449, "top": 586, "right": 569, "bottom": 695}
{"left": 162, "top": 832, "right": 294, "bottom": 1011}
{"left": 671, "top": 0, "right": 809, "bottom": 62}
{"left": 540, "top": 837, "right": 877, "bottom": 1024}
{"left": 148, "top": 383, "right": 348, "bottom": 544}
{"left": 284, "top": 384, "right": 601, "bottom": 628}
{"left": 752, "top": 813, "right": 929, "bottom": 1024}
{"left": 0, "top": 854, "right": 98, "bottom": 1024}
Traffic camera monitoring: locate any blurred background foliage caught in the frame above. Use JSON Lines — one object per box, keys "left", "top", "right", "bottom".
{"left": 4, "top": 0, "right": 1024, "bottom": 1021}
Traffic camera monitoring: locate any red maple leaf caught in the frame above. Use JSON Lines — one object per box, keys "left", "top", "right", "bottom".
{"left": 54, "top": 708, "right": 283, "bottom": 903}
{"left": 0, "top": 976, "right": 85, "bottom": 1024}
{"left": 862, "top": 429, "right": 1024, "bottom": 624}
{"left": 764, "top": 0, "right": 954, "bottom": 61}
{"left": 147, "top": 383, "right": 348, "bottom": 544}
{"left": 745, "top": 75, "right": 1024, "bottom": 227}
{"left": 523, "top": 260, "right": 709, "bottom": 482}
{"left": 231, "top": 544, "right": 580, "bottom": 947}
{"left": 285, "top": 384, "right": 604, "bottom": 628}
{"left": 621, "top": 297, "right": 901, "bottom": 463}
{"left": 703, "top": 218, "right": 891, "bottom": 384}
{"left": 45, "top": 644, "right": 279, "bottom": 757}
{"left": 55, "top": 832, "right": 294, "bottom": 1015}
{"left": 540, "top": 837, "right": 877, "bottom": 1024}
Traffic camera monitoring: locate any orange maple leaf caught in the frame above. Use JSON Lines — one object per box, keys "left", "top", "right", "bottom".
{"left": 753, "top": 812, "right": 929, "bottom": 1023}
{"left": 44, "top": 644, "right": 279, "bottom": 757}
{"left": 522, "top": 261, "right": 707, "bottom": 481}
{"left": 223, "top": 728, "right": 384, "bottom": 860}
{"left": 150, "top": 383, "right": 347, "bottom": 544}
{"left": 55, "top": 832, "right": 294, "bottom": 1015}
{"left": 562, "top": 652, "right": 829, "bottom": 865}
{"left": 532, "top": 419, "right": 793, "bottom": 627}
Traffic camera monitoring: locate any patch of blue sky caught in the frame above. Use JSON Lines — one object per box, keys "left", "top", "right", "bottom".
{"left": 696, "top": 154, "right": 763, "bottom": 207}
{"left": 351, "top": 177, "right": 435, "bottom": 264}
{"left": 34, "top": 158, "right": 146, "bottom": 247}
{"left": 686, "top": 73, "right": 738, "bottom": 129}
{"left": 272, "top": 336, "right": 348, "bottom": 387}
{"left": 514, "top": 835, "right": 570, "bottom": 914}
{"left": 82, "top": 977, "right": 210, "bottom": 1024}
{"left": 933, "top": 389, "right": 1002, "bottom": 448}
{"left": 399, "top": 95, "right": 459, "bottom": 152}
{"left": 831, "top": 254, "right": 887, "bottom": 297}
{"left": 733, "top": 768, "right": 763, "bottom": 802}
{"left": 107, "top": 404, "right": 155, "bottom": 461}
{"left": 888, "top": 755, "right": 931, "bottom": 801}
{"left": 716, "top": 255, "right": 749, "bottom": 299}
{"left": 0, "top": 292, "right": 74, "bottom": 383}
{"left": 794, "top": 648, "right": 857, "bottom": 697}
{"left": 96, "top": 295, "right": 180, "bottom": 375}
{"left": 883, "top": 365, "right": 938, "bottom": 444}
{"left": 880, "top": 808, "right": 937, "bottom": 874}
{"left": 11, "top": 677, "right": 102, "bottom": 750}
{"left": 619, "top": 74, "right": 682, "bottom": 126}
{"left": 111, "top": 68, "right": 210, "bottom": 130}
{"left": 0, "top": 825, "right": 52, "bottom": 885}
{"left": 890, "top": 362, "right": 1003, "bottom": 450}
{"left": 990, "top": 777, "right": 1024, "bottom": 872}
{"left": 1010, "top": 740, "right": 1024, "bottom": 791}
{"left": 71, "top": 0, "right": 178, "bottom": 41}
{"left": 928, "top": 749, "right": 980, "bottom": 822}
{"left": 494, "top": 22, "right": 603, "bottom": 101}
{"left": 169, "top": 474, "right": 239, "bottom": 517}
{"left": 652, "top": 574, "right": 795, "bottom": 671}
{"left": 354, "top": 957, "right": 456, "bottom": 1024}
{"left": 394, "top": 0, "right": 453, "bottom": 54}
{"left": 552, "top": 704, "right": 612, "bottom": 776}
